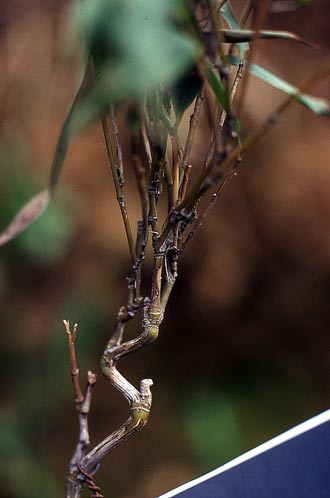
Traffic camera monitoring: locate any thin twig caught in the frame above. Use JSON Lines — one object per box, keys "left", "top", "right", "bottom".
{"left": 178, "top": 90, "right": 204, "bottom": 201}
{"left": 180, "top": 171, "right": 236, "bottom": 251}
{"left": 64, "top": 320, "right": 84, "bottom": 404}
{"left": 69, "top": 371, "right": 97, "bottom": 472}
{"left": 236, "top": 0, "right": 271, "bottom": 116}
{"left": 172, "top": 136, "right": 179, "bottom": 207}
{"left": 101, "top": 113, "right": 136, "bottom": 264}
{"left": 161, "top": 247, "right": 178, "bottom": 310}
{"left": 219, "top": 62, "right": 244, "bottom": 130}
{"left": 148, "top": 161, "right": 161, "bottom": 246}
{"left": 156, "top": 58, "right": 330, "bottom": 252}
{"left": 131, "top": 133, "right": 150, "bottom": 254}
{"left": 76, "top": 463, "right": 104, "bottom": 498}
{"left": 150, "top": 253, "right": 164, "bottom": 317}
{"left": 163, "top": 158, "right": 174, "bottom": 211}
{"left": 64, "top": 320, "right": 97, "bottom": 498}
{"left": 208, "top": 0, "right": 229, "bottom": 67}
{"left": 141, "top": 123, "right": 152, "bottom": 170}
{"left": 109, "top": 105, "right": 124, "bottom": 186}
{"left": 179, "top": 164, "right": 192, "bottom": 205}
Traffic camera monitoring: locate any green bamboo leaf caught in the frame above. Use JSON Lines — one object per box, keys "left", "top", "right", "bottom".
{"left": 219, "top": 29, "right": 317, "bottom": 48}
{"left": 206, "top": 66, "right": 228, "bottom": 110}
{"left": 228, "top": 55, "right": 330, "bottom": 115}
{"left": 219, "top": 2, "right": 249, "bottom": 58}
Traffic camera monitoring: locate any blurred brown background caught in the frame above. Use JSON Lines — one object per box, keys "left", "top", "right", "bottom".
{"left": 0, "top": 1, "right": 329, "bottom": 497}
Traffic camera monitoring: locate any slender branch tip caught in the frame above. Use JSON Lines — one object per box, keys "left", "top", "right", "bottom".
{"left": 87, "top": 371, "right": 97, "bottom": 385}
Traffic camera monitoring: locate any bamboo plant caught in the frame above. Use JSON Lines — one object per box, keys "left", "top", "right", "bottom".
{"left": 0, "top": 1, "right": 329, "bottom": 496}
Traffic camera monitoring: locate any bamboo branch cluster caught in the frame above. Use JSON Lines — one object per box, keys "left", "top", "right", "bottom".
{"left": 65, "top": 66, "right": 239, "bottom": 497}
{"left": 63, "top": 3, "right": 330, "bottom": 497}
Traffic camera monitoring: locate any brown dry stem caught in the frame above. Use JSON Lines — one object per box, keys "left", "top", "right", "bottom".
{"left": 64, "top": 320, "right": 97, "bottom": 498}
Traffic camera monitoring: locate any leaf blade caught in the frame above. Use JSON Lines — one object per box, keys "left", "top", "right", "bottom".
{"left": 220, "top": 29, "right": 318, "bottom": 48}
{"left": 228, "top": 55, "right": 330, "bottom": 115}
{"left": 206, "top": 66, "right": 228, "bottom": 110}
{"left": 0, "top": 190, "right": 51, "bottom": 247}
{"left": 219, "top": 2, "right": 249, "bottom": 58}
{"left": 49, "top": 61, "right": 91, "bottom": 193}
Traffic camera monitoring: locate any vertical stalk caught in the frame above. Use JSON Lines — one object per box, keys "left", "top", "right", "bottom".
{"left": 101, "top": 113, "right": 136, "bottom": 264}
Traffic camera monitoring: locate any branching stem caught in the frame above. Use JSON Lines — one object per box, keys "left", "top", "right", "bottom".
{"left": 156, "top": 58, "right": 330, "bottom": 252}
{"left": 64, "top": 320, "right": 97, "bottom": 498}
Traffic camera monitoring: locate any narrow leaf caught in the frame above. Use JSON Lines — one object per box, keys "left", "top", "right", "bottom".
{"left": 49, "top": 62, "right": 91, "bottom": 193}
{"left": 206, "top": 67, "right": 228, "bottom": 110}
{"left": 228, "top": 55, "right": 330, "bottom": 115}
{"left": 219, "top": 2, "right": 249, "bottom": 58}
{"left": 220, "top": 29, "right": 318, "bottom": 48}
{"left": 0, "top": 190, "right": 51, "bottom": 246}
{"left": 0, "top": 63, "right": 91, "bottom": 248}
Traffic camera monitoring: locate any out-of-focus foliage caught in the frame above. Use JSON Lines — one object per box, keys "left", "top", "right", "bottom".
{"left": 184, "top": 387, "right": 242, "bottom": 469}
{"left": 74, "top": 0, "right": 200, "bottom": 128}
{"left": 270, "top": 0, "right": 312, "bottom": 13}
